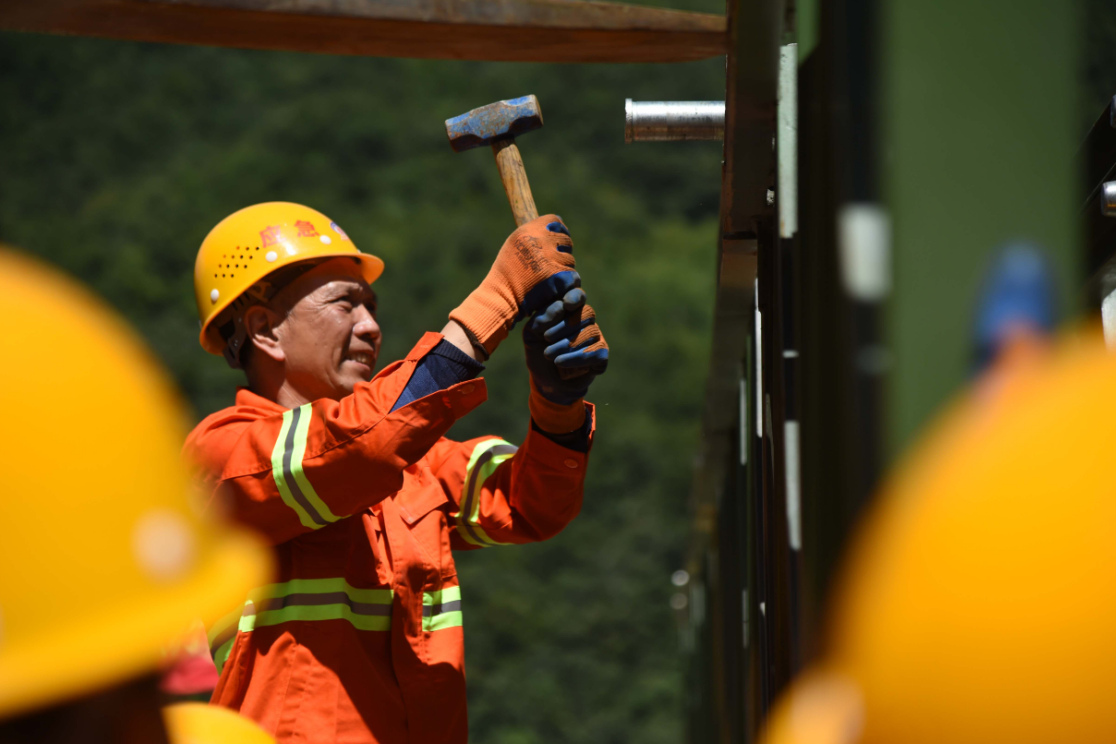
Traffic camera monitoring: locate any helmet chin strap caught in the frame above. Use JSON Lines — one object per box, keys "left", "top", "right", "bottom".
{"left": 222, "top": 316, "right": 249, "bottom": 370}
{"left": 217, "top": 290, "right": 265, "bottom": 371}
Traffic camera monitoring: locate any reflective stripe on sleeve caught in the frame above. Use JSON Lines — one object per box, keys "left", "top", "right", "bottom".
{"left": 455, "top": 439, "right": 518, "bottom": 547}
{"left": 270, "top": 404, "right": 341, "bottom": 529}
{"left": 207, "top": 578, "right": 394, "bottom": 675}
{"left": 423, "top": 586, "right": 463, "bottom": 631}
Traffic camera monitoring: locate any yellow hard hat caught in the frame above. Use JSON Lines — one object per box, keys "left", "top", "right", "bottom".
{"left": 761, "top": 330, "right": 1116, "bottom": 744}
{"left": 164, "top": 703, "right": 276, "bottom": 744}
{"left": 757, "top": 668, "right": 865, "bottom": 744}
{"left": 195, "top": 202, "right": 384, "bottom": 359}
{"left": 0, "top": 247, "right": 272, "bottom": 719}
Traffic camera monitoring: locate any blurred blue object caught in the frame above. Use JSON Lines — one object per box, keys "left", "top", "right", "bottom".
{"left": 973, "top": 244, "right": 1057, "bottom": 373}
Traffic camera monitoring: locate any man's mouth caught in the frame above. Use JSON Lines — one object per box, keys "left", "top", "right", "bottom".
{"left": 347, "top": 351, "right": 376, "bottom": 368}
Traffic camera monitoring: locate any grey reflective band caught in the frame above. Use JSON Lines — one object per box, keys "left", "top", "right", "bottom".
{"left": 455, "top": 440, "right": 518, "bottom": 547}
{"left": 422, "top": 599, "right": 462, "bottom": 617}
{"left": 271, "top": 404, "right": 341, "bottom": 529}
{"left": 282, "top": 406, "right": 328, "bottom": 526}
{"left": 255, "top": 591, "right": 393, "bottom": 616}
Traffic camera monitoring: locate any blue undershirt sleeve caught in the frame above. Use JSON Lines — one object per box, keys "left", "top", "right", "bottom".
{"left": 392, "top": 339, "right": 592, "bottom": 453}
{"left": 391, "top": 340, "right": 485, "bottom": 412}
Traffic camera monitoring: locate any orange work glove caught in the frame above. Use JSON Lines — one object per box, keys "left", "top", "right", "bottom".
{"left": 449, "top": 215, "right": 579, "bottom": 357}
{"left": 529, "top": 378, "right": 587, "bottom": 433}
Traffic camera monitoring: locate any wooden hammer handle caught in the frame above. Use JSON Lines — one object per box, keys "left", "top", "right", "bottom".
{"left": 491, "top": 138, "right": 538, "bottom": 227}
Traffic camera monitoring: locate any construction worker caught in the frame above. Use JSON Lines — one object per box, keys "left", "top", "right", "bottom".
{"left": 759, "top": 329, "right": 1116, "bottom": 744}
{"left": 0, "top": 247, "right": 274, "bottom": 743}
{"left": 185, "top": 202, "right": 608, "bottom": 743}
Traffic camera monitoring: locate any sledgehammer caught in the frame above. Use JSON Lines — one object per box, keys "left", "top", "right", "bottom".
{"left": 445, "top": 95, "right": 543, "bottom": 227}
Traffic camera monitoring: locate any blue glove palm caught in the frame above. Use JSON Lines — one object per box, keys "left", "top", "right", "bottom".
{"left": 523, "top": 288, "right": 609, "bottom": 405}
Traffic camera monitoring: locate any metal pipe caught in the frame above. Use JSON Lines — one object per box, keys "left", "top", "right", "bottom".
{"left": 1103, "top": 181, "right": 1116, "bottom": 217}
{"left": 624, "top": 99, "right": 725, "bottom": 142}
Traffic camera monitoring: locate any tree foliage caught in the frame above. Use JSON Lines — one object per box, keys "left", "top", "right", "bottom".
{"left": 0, "top": 25, "right": 723, "bottom": 744}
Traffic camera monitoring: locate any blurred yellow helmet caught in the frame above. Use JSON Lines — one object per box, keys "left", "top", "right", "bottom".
{"left": 0, "top": 247, "right": 272, "bottom": 720}
{"left": 761, "top": 331, "right": 1116, "bottom": 744}
{"left": 164, "top": 703, "right": 275, "bottom": 744}
{"left": 194, "top": 202, "right": 384, "bottom": 364}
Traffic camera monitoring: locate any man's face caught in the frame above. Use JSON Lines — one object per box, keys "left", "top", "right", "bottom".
{"left": 271, "top": 260, "right": 381, "bottom": 401}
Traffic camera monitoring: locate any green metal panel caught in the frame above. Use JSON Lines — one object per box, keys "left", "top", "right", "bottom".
{"left": 796, "top": 0, "right": 818, "bottom": 62}
{"left": 884, "top": 0, "right": 1081, "bottom": 452}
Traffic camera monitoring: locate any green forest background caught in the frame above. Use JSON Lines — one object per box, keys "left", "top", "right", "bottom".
{"left": 4, "top": 1, "right": 1116, "bottom": 742}
{"left": 0, "top": 3, "right": 724, "bottom": 742}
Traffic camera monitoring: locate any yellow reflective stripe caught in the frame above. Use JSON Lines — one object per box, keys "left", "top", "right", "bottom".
{"left": 238, "top": 605, "right": 258, "bottom": 633}
{"left": 467, "top": 452, "right": 516, "bottom": 524}
{"left": 208, "top": 599, "right": 255, "bottom": 675}
{"left": 425, "top": 586, "right": 461, "bottom": 605}
{"left": 207, "top": 605, "right": 244, "bottom": 648}
{"left": 455, "top": 529, "right": 487, "bottom": 548}
{"left": 271, "top": 406, "right": 340, "bottom": 529}
{"left": 423, "top": 586, "right": 463, "bottom": 631}
{"left": 463, "top": 437, "right": 509, "bottom": 474}
{"left": 208, "top": 580, "right": 395, "bottom": 673}
{"left": 461, "top": 521, "right": 508, "bottom": 548}
{"left": 271, "top": 409, "right": 319, "bottom": 529}
{"left": 212, "top": 637, "right": 235, "bottom": 676}
{"left": 253, "top": 603, "right": 391, "bottom": 632}
{"left": 289, "top": 404, "right": 340, "bottom": 524}
{"left": 455, "top": 439, "right": 517, "bottom": 548}
{"left": 424, "top": 612, "right": 463, "bottom": 631}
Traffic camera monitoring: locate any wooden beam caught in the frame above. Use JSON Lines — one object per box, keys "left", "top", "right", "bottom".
{"left": 0, "top": 0, "right": 727, "bottom": 63}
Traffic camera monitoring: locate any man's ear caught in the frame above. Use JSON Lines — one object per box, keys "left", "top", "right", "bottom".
{"left": 244, "top": 305, "right": 285, "bottom": 363}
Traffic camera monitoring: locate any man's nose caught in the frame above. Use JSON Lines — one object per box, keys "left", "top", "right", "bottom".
{"left": 353, "top": 305, "right": 381, "bottom": 341}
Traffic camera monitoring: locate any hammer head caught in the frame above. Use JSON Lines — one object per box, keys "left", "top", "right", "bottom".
{"left": 445, "top": 95, "right": 543, "bottom": 153}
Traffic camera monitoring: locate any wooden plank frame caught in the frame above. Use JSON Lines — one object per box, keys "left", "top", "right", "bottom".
{"left": 0, "top": 0, "right": 727, "bottom": 63}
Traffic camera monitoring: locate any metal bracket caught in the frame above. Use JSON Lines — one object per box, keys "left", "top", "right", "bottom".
{"left": 1102, "top": 181, "right": 1116, "bottom": 216}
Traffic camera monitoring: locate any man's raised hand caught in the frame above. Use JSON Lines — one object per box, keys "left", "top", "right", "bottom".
{"left": 449, "top": 215, "right": 580, "bottom": 358}
{"left": 523, "top": 287, "right": 608, "bottom": 433}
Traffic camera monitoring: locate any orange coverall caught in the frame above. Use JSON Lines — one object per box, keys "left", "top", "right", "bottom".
{"left": 184, "top": 333, "right": 593, "bottom": 744}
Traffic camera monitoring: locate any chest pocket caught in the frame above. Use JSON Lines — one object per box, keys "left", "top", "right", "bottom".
{"left": 395, "top": 463, "right": 454, "bottom": 578}
{"left": 396, "top": 463, "right": 450, "bottom": 524}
